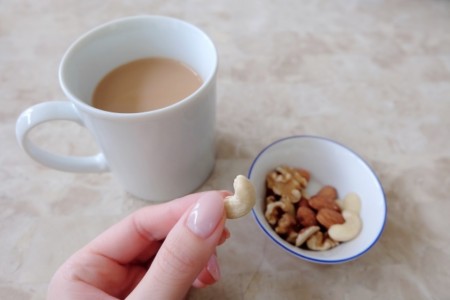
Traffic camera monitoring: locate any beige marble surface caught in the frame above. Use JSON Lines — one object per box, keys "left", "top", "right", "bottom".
{"left": 1, "top": 0, "right": 450, "bottom": 299}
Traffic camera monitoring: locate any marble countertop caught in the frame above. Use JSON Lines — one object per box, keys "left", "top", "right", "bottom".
{"left": 2, "top": 0, "right": 450, "bottom": 299}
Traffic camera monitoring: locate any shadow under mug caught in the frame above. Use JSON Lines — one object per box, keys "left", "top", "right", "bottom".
{"left": 15, "top": 15, "right": 218, "bottom": 201}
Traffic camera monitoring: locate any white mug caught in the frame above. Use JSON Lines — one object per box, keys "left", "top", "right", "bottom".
{"left": 15, "top": 16, "right": 218, "bottom": 201}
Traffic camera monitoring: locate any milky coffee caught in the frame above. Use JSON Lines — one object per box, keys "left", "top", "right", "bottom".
{"left": 92, "top": 57, "right": 203, "bottom": 113}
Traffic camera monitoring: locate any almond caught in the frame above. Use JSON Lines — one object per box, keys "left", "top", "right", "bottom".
{"left": 309, "top": 195, "right": 341, "bottom": 212}
{"left": 298, "top": 198, "right": 311, "bottom": 208}
{"left": 296, "top": 206, "right": 318, "bottom": 228}
{"left": 317, "top": 185, "right": 338, "bottom": 200}
{"left": 316, "top": 208, "right": 345, "bottom": 229}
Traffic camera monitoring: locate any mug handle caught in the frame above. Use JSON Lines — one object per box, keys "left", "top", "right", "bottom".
{"left": 15, "top": 101, "right": 109, "bottom": 173}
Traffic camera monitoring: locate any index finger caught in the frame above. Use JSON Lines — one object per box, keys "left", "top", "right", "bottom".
{"left": 82, "top": 191, "right": 230, "bottom": 264}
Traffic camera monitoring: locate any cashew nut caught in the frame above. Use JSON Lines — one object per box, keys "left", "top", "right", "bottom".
{"left": 224, "top": 175, "right": 256, "bottom": 219}
{"left": 295, "top": 226, "right": 320, "bottom": 247}
{"left": 343, "top": 193, "right": 361, "bottom": 214}
{"left": 306, "top": 231, "right": 339, "bottom": 251}
{"left": 328, "top": 210, "right": 362, "bottom": 242}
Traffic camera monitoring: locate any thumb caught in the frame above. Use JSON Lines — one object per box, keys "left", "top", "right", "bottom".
{"left": 127, "top": 191, "right": 226, "bottom": 300}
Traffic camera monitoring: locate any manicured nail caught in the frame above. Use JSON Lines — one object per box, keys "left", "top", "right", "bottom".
{"left": 207, "top": 254, "right": 221, "bottom": 281}
{"left": 224, "top": 227, "right": 231, "bottom": 239}
{"left": 218, "top": 229, "right": 231, "bottom": 245}
{"left": 187, "top": 191, "right": 224, "bottom": 239}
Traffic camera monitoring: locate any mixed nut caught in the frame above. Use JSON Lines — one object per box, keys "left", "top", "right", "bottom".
{"left": 264, "top": 165, "right": 362, "bottom": 251}
{"left": 224, "top": 175, "right": 256, "bottom": 219}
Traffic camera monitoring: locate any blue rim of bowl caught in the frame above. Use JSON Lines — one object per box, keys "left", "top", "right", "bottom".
{"left": 248, "top": 135, "right": 387, "bottom": 264}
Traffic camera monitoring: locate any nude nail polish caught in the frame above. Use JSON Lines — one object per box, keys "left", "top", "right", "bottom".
{"left": 186, "top": 191, "right": 224, "bottom": 239}
{"left": 207, "top": 254, "right": 221, "bottom": 281}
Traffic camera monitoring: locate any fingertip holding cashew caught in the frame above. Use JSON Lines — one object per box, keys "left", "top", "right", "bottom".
{"left": 224, "top": 175, "right": 256, "bottom": 219}
{"left": 328, "top": 210, "right": 362, "bottom": 242}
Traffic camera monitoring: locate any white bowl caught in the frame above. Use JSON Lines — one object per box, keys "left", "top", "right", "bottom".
{"left": 249, "top": 135, "right": 387, "bottom": 264}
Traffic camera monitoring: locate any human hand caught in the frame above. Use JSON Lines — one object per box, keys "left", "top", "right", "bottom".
{"left": 47, "top": 191, "right": 230, "bottom": 300}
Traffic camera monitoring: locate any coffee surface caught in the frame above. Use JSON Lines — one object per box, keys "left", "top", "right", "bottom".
{"left": 92, "top": 57, "right": 203, "bottom": 113}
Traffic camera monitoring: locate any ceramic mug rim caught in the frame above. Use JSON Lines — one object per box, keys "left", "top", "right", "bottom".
{"left": 58, "top": 15, "right": 218, "bottom": 120}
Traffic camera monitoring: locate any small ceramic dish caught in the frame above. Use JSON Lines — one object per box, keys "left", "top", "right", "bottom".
{"left": 249, "top": 135, "right": 387, "bottom": 264}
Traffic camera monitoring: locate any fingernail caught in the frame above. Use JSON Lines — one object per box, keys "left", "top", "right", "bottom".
{"left": 207, "top": 254, "right": 221, "bottom": 281}
{"left": 187, "top": 191, "right": 224, "bottom": 239}
{"left": 220, "top": 228, "right": 231, "bottom": 243}
{"left": 224, "top": 228, "right": 231, "bottom": 239}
